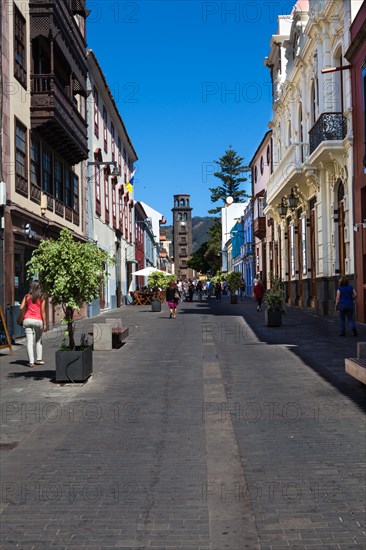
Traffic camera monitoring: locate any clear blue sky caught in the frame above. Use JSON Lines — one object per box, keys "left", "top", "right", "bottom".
{"left": 86, "top": 0, "right": 290, "bottom": 224}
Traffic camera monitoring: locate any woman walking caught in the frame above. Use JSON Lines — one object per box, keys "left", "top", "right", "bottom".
{"left": 253, "top": 279, "right": 265, "bottom": 312}
{"left": 20, "top": 281, "right": 47, "bottom": 367}
{"left": 166, "top": 279, "right": 180, "bottom": 319}
{"left": 335, "top": 276, "right": 357, "bottom": 336}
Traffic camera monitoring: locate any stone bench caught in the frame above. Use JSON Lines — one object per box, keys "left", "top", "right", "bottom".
{"left": 93, "top": 319, "right": 129, "bottom": 351}
{"left": 345, "top": 342, "right": 366, "bottom": 385}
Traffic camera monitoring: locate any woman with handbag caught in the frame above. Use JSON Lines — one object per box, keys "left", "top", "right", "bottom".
{"left": 166, "top": 279, "right": 181, "bottom": 319}
{"left": 19, "top": 281, "right": 47, "bottom": 367}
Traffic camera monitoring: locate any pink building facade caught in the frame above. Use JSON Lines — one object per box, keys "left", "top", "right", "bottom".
{"left": 249, "top": 131, "right": 273, "bottom": 287}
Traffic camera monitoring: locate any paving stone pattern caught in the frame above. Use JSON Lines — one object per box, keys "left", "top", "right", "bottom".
{"left": 0, "top": 296, "right": 365, "bottom": 549}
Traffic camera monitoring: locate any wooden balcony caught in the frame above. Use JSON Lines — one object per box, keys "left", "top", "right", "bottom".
{"left": 30, "top": 74, "right": 88, "bottom": 165}
{"left": 30, "top": 0, "right": 87, "bottom": 56}
{"left": 253, "top": 216, "right": 266, "bottom": 239}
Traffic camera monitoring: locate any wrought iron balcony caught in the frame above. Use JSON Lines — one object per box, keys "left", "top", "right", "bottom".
{"left": 309, "top": 112, "right": 347, "bottom": 155}
{"left": 240, "top": 242, "right": 253, "bottom": 257}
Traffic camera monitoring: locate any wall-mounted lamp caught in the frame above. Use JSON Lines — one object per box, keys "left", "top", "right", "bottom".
{"left": 277, "top": 197, "right": 288, "bottom": 218}
{"left": 40, "top": 194, "right": 47, "bottom": 217}
{"left": 287, "top": 188, "right": 299, "bottom": 210}
{"left": 353, "top": 220, "right": 366, "bottom": 232}
{"left": 24, "top": 223, "right": 36, "bottom": 238}
{"left": 87, "top": 161, "right": 120, "bottom": 177}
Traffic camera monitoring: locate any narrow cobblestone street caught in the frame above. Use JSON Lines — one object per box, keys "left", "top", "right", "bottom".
{"left": 0, "top": 297, "right": 365, "bottom": 549}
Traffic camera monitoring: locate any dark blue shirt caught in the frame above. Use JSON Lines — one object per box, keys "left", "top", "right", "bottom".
{"left": 338, "top": 285, "right": 354, "bottom": 308}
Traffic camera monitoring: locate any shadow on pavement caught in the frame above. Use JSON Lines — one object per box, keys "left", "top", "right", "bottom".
{"left": 203, "top": 297, "right": 366, "bottom": 413}
{"left": 7, "top": 369, "right": 55, "bottom": 381}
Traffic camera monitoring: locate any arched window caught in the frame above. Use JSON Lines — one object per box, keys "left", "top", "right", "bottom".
{"left": 260, "top": 156, "right": 264, "bottom": 175}
{"left": 254, "top": 165, "right": 258, "bottom": 183}
{"left": 184, "top": 213, "right": 187, "bottom": 221}
{"left": 178, "top": 213, "right": 182, "bottom": 221}
{"left": 266, "top": 144, "right": 271, "bottom": 165}
{"left": 175, "top": 199, "right": 179, "bottom": 207}
{"left": 186, "top": 199, "right": 189, "bottom": 207}
{"left": 180, "top": 199, "right": 185, "bottom": 206}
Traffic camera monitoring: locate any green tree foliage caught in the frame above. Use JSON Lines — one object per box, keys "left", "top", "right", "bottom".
{"left": 27, "top": 228, "right": 114, "bottom": 350}
{"left": 226, "top": 271, "right": 242, "bottom": 293}
{"left": 264, "top": 273, "right": 286, "bottom": 312}
{"left": 211, "top": 272, "right": 227, "bottom": 284}
{"left": 147, "top": 271, "right": 176, "bottom": 293}
{"left": 208, "top": 147, "right": 250, "bottom": 214}
{"left": 205, "top": 220, "right": 222, "bottom": 259}
{"left": 187, "top": 242, "right": 212, "bottom": 274}
{"left": 187, "top": 220, "right": 222, "bottom": 275}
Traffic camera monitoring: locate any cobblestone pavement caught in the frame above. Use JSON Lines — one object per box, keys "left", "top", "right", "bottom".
{"left": 0, "top": 296, "right": 365, "bottom": 549}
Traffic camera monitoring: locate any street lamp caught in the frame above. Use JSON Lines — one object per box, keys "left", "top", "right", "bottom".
{"left": 287, "top": 188, "right": 299, "bottom": 210}
{"left": 353, "top": 220, "right": 366, "bottom": 231}
{"left": 277, "top": 197, "right": 288, "bottom": 218}
{"left": 87, "top": 160, "right": 120, "bottom": 176}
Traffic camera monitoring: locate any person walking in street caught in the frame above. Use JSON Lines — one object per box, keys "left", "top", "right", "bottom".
{"left": 197, "top": 280, "right": 203, "bottom": 301}
{"left": 205, "top": 280, "right": 212, "bottom": 297}
{"left": 188, "top": 280, "right": 195, "bottom": 302}
{"left": 215, "top": 282, "right": 222, "bottom": 301}
{"left": 253, "top": 279, "right": 265, "bottom": 312}
{"left": 20, "top": 281, "right": 47, "bottom": 367}
{"left": 239, "top": 278, "right": 246, "bottom": 300}
{"left": 166, "top": 279, "right": 181, "bottom": 319}
{"left": 335, "top": 276, "right": 357, "bottom": 336}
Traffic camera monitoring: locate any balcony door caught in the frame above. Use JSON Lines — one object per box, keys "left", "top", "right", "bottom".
{"left": 337, "top": 182, "right": 345, "bottom": 276}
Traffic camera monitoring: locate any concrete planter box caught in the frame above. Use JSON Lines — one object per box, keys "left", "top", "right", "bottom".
{"left": 55, "top": 346, "right": 93, "bottom": 383}
{"left": 265, "top": 309, "right": 282, "bottom": 327}
{"left": 151, "top": 301, "right": 161, "bottom": 312}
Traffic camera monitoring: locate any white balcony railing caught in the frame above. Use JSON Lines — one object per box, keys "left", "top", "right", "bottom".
{"left": 266, "top": 142, "right": 309, "bottom": 204}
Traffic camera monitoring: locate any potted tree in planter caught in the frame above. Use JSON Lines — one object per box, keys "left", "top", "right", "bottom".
{"left": 147, "top": 271, "right": 175, "bottom": 312}
{"left": 27, "top": 228, "right": 114, "bottom": 382}
{"left": 264, "top": 274, "right": 286, "bottom": 327}
{"left": 226, "top": 271, "right": 242, "bottom": 304}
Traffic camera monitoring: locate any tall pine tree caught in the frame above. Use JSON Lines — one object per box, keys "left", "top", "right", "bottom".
{"left": 208, "top": 147, "right": 250, "bottom": 214}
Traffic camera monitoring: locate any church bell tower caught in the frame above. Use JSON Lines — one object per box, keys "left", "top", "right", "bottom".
{"left": 172, "top": 194, "right": 193, "bottom": 281}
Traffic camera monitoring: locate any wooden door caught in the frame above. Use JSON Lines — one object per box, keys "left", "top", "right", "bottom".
{"left": 297, "top": 214, "right": 303, "bottom": 305}
{"left": 286, "top": 219, "right": 292, "bottom": 303}
{"left": 310, "top": 199, "right": 317, "bottom": 305}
